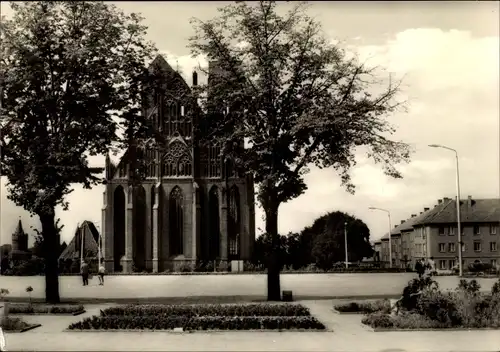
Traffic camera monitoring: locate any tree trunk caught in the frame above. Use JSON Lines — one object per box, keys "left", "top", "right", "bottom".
{"left": 266, "top": 203, "right": 281, "bottom": 301}
{"left": 39, "top": 211, "right": 60, "bottom": 304}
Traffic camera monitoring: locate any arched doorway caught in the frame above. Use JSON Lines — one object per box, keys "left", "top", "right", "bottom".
{"left": 169, "top": 186, "right": 184, "bottom": 256}
{"left": 228, "top": 185, "right": 240, "bottom": 260}
{"left": 113, "top": 186, "right": 125, "bottom": 271}
{"left": 208, "top": 186, "right": 220, "bottom": 259}
{"left": 133, "top": 186, "right": 146, "bottom": 271}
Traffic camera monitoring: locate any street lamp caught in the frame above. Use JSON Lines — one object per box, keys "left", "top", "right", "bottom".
{"left": 429, "top": 144, "right": 463, "bottom": 277}
{"left": 344, "top": 222, "right": 349, "bottom": 269}
{"left": 369, "top": 207, "right": 393, "bottom": 268}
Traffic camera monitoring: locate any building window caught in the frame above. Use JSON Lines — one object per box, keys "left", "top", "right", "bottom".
{"left": 491, "top": 225, "right": 498, "bottom": 235}
{"left": 492, "top": 259, "right": 497, "bottom": 268}
{"left": 473, "top": 241, "right": 481, "bottom": 252}
{"left": 461, "top": 243, "right": 467, "bottom": 252}
{"left": 448, "top": 243, "right": 455, "bottom": 252}
{"left": 439, "top": 243, "right": 446, "bottom": 253}
{"left": 169, "top": 186, "right": 184, "bottom": 256}
{"left": 490, "top": 242, "right": 497, "bottom": 252}
{"left": 473, "top": 225, "right": 480, "bottom": 235}
{"left": 461, "top": 226, "right": 465, "bottom": 235}
{"left": 449, "top": 226, "right": 455, "bottom": 235}
{"left": 438, "top": 227, "right": 445, "bottom": 235}
{"left": 439, "top": 260, "right": 446, "bottom": 270}
{"left": 448, "top": 260, "right": 456, "bottom": 270}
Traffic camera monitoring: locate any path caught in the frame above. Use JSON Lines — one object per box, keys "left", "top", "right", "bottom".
{"left": 2, "top": 274, "right": 498, "bottom": 302}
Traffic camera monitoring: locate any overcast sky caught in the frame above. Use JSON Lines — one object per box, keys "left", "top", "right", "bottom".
{"left": 1, "top": 1, "right": 499, "bottom": 247}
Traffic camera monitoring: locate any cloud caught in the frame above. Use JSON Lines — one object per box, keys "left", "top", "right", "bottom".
{"left": 1, "top": 27, "right": 498, "bottom": 248}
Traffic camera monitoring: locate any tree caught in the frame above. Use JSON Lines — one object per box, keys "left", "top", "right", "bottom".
{"left": 30, "top": 218, "right": 64, "bottom": 258}
{"left": 189, "top": 1, "right": 411, "bottom": 300}
{"left": 0, "top": 1, "right": 156, "bottom": 303}
{"left": 310, "top": 211, "right": 373, "bottom": 270}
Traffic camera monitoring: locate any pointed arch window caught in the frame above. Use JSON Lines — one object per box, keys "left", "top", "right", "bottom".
{"left": 162, "top": 141, "right": 192, "bottom": 177}
{"left": 228, "top": 186, "right": 240, "bottom": 257}
{"left": 169, "top": 187, "right": 184, "bottom": 256}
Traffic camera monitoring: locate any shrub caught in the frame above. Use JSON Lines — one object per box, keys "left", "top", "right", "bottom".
{"left": 492, "top": 279, "right": 500, "bottom": 295}
{"left": 8, "top": 303, "right": 84, "bottom": 314}
{"left": 178, "top": 263, "right": 193, "bottom": 273}
{"left": 468, "top": 262, "right": 493, "bottom": 273}
{"left": 335, "top": 299, "right": 391, "bottom": 314}
{"left": 400, "top": 276, "right": 439, "bottom": 312}
{"left": 0, "top": 316, "right": 31, "bottom": 331}
{"left": 68, "top": 315, "right": 325, "bottom": 331}
{"left": 5, "top": 257, "right": 45, "bottom": 276}
{"left": 361, "top": 312, "right": 394, "bottom": 328}
{"left": 101, "top": 303, "right": 311, "bottom": 317}
{"left": 457, "top": 279, "right": 481, "bottom": 294}
{"left": 416, "top": 290, "right": 462, "bottom": 326}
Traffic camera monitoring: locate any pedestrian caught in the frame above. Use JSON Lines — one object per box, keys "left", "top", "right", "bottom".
{"left": 98, "top": 261, "right": 105, "bottom": 286}
{"left": 81, "top": 260, "right": 89, "bottom": 286}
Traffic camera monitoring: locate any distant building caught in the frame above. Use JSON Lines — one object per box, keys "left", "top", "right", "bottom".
{"left": 10, "top": 219, "right": 31, "bottom": 261}
{"left": 59, "top": 221, "right": 101, "bottom": 263}
{"left": 376, "top": 196, "right": 500, "bottom": 272}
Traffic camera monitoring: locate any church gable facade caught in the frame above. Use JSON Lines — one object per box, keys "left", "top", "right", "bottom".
{"left": 101, "top": 55, "right": 255, "bottom": 273}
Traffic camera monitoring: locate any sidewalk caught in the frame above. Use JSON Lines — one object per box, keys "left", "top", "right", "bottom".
{"left": 3, "top": 301, "right": 500, "bottom": 352}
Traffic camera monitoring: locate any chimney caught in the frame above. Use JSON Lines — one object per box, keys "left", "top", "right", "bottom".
{"left": 443, "top": 197, "right": 450, "bottom": 202}
{"left": 411, "top": 214, "right": 417, "bottom": 218}
{"left": 424, "top": 207, "right": 430, "bottom": 211}
{"left": 467, "top": 195, "right": 472, "bottom": 207}
{"left": 420, "top": 212, "right": 423, "bottom": 215}
{"left": 400, "top": 220, "right": 405, "bottom": 224}
{"left": 192, "top": 71, "right": 198, "bottom": 86}
{"left": 438, "top": 199, "right": 443, "bottom": 205}
{"left": 394, "top": 225, "right": 398, "bottom": 229}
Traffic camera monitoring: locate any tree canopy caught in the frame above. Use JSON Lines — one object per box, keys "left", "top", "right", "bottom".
{"left": 0, "top": 1, "right": 156, "bottom": 302}
{"left": 189, "top": 1, "right": 411, "bottom": 300}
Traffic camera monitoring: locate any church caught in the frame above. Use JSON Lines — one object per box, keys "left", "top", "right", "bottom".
{"left": 101, "top": 55, "right": 256, "bottom": 273}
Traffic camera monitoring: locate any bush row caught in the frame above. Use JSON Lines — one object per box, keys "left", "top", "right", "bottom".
{"left": 101, "top": 303, "right": 311, "bottom": 317}
{"left": 68, "top": 315, "right": 325, "bottom": 331}
{"left": 8, "top": 303, "right": 84, "bottom": 314}
{"left": 334, "top": 299, "right": 391, "bottom": 314}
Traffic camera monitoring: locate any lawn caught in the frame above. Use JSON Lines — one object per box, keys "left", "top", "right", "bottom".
{"left": 68, "top": 303, "right": 326, "bottom": 331}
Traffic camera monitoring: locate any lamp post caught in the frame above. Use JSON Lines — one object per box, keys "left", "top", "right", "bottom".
{"left": 369, "top": 207, "right": 393, "bottom": 268}
{"left": 344, "top": 222, "right": 349, "bottom": 269}
{"left": 429, "top": 144, "right": 463, "bottom": 277}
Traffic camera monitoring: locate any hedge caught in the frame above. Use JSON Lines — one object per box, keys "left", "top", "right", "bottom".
{"left": 8, "top": 303, "right": 85, "bottom": 314}
{"left": 334, "top": 299, "right": 391, "bottom": 314}
{"left": 68, "top": 315, "right": 326, "bottom": 331}
{"left": 101, "top": 303, "right": 311, "bottom": 317}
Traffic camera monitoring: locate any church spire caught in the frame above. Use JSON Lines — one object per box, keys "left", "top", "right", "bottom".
{"left": 14, "top": 217, "right": 25, "bottom": 237}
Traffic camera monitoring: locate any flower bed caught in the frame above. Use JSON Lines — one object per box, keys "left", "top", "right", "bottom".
{"left": 362, "top": 278, "right": 500, "bottom": 330}
{"left": 0, "top": 316, "right": 41, "bottom": 332}
{"left": 68, "top": 315, "right": 325, "bottom": 331}
{"left": 68, "top": 303, "right": 325, "bottom": 331}
{"left": 101, "top": 303, "right": 311, "bottom": 317}
{"left": 334, "top": 299, "right": 391, "bottom": 314}
{"left": 8, "top": 303, "right": 85, "bottom": 315}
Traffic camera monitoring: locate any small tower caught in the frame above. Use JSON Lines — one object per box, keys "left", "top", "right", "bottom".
{"left": 11, "top": 218, "right": 30, "bottom": 260}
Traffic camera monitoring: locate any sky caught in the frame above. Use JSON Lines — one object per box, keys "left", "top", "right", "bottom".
{"left": 1, "top": 1, "right": 499, "bottom": 247}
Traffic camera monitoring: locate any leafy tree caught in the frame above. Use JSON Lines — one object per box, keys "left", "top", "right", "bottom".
{"left": 311, "top": 211, "right": 373, "bottom": 270}
{"left": 30, "top": 218, "right": 64, "bottom": 258}
{"left": 189, "top": 1, "right": 410, "bottom": 300}
{"left": 0, "top": 1, "right": 156, "bottom": 302}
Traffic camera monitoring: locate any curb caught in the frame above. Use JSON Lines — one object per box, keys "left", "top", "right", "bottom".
{"left": 63, "top": 328, "right": 329, "bottom": 333}
{"left": 372, "top": 327, "right": 500, "bottom": 332}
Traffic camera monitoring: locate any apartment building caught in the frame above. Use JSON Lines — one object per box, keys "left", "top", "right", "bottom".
{"left": 375, "top": 196, "right": 500, "bottom": 271}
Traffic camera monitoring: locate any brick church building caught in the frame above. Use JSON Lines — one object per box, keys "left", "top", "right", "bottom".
{"left": 101, "top": 55, "right": 255, "bottom": 273}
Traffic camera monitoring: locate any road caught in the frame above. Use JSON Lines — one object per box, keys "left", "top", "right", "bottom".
{"left": 1, "top": 273, "right": 498, "bottom": 301}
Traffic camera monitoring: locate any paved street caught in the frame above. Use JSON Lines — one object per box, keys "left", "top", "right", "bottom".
{"left": 3, "top": 301, "right": 500, "bottom": 352}
{"left": 1, "top": 273, "right": 498, "bottom": 301}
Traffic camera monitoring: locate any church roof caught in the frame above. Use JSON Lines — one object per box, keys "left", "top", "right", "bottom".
{"left": 59, "top": 221, "right": 101, "bottom": 261}
{"left": 12, "top": 219, "right": 26, "bottom": 237}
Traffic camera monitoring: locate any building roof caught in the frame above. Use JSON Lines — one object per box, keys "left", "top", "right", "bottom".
{"left": 414, "top": 197, "right": 500, "bottom": 226}
{"left": 59, "top": 221, "right": 101, "bottom": 261}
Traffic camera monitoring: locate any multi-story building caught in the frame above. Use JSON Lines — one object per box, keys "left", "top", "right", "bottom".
{"left": 375, "top": 196, "right": 500, "bottom": 272}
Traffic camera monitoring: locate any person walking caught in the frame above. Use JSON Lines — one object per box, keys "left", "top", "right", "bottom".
{"left": 81, "top": 260, "right": 89, "bottom": 286}
{"left": 98, "top": 262, "right": 105, "bottom": 286}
